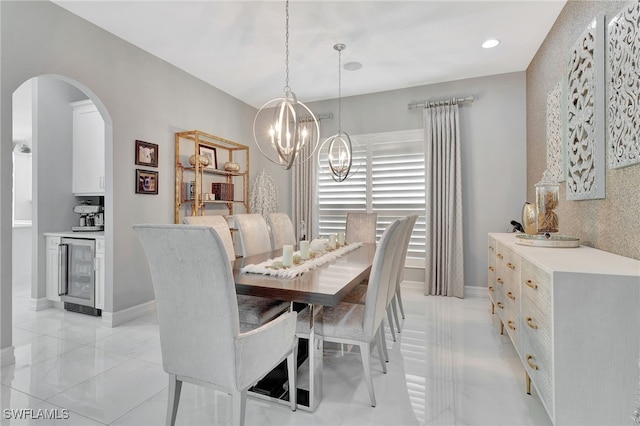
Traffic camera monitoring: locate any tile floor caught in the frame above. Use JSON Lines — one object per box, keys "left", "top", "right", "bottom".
{"left": 2, "top": 282, "right": 551, "bottom": 425}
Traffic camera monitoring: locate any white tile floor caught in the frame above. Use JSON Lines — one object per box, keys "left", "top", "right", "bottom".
{"left": 3, "top": 282, "right": 552, "bottom": 425}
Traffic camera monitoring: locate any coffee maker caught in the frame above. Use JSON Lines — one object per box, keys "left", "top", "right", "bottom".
{"left": 72, "top": 203, "right": 104, "bottom": 232}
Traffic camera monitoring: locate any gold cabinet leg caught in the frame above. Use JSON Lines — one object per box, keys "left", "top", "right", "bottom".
{"left": 526, "top": 371, "right": 532, "bottom": 395}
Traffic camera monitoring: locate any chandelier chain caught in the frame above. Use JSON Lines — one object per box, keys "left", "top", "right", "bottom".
{"left": 284, "top": 0, "right": 290, "bottom": 94}
{"left": 338, "top": 47, "right": 342, "bottom": 132}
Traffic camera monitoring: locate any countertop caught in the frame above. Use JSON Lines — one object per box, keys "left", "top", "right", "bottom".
{"left": 44, "top": 230, "right": 104, "bottom": 239}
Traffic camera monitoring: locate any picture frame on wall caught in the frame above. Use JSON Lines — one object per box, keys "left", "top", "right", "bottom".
{"left": 136, "top": 169, "right": 158, "bottom": 194}
{"left": 198, "top": 144, "right": 217, "bottom": 170}
{"left": 135, "top": 140, "right": 158, "bottom": 167}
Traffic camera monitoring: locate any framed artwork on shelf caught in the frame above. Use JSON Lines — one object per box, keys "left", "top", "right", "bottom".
{"left": 135, "top": 140, "right": 158, "bottom": 167}
{"left": 198, "top": 144, "right": 217, "bottom": 170}
{"left": 136, "top": 169, "right": 158, "bottom": 194}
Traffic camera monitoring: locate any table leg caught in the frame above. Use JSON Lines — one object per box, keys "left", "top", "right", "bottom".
{"left": 305, "top": 303, "right": 323, "bottom": 411}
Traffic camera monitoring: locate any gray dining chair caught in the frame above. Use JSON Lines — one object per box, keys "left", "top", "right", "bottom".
{"left": 133, "top": 224, "right": 298, "bottom": 426}
{"left": 391, "top": 215, "right": 418, "bottom": 326}
{"left": 345, "top": 212, "right": 378, "bottom": 244}
{"left": 183, "top": 215, "right": 289, "bottom": 327}
{"left": 267, "top": 212, "right": 297, "bottom": 250}
{"left": 234, "top": 214, "right": 273, "bottom": 257}
{"left": 296, "top": 217, "right": 406, "bottom": 407}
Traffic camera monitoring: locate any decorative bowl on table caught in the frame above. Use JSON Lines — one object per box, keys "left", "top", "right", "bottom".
{"left": 224, "top": 161, "right": 241, "bottom": 172}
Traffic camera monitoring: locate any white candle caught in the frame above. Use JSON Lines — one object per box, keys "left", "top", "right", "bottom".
{"left": 329, "top": 234, "right": 337, "bottom": 249}
{"left": 300, "top": 240, "right": 310, "bottom": 260}
{"left": 338, "top": 232, "right": 345, "bottom": 245}
{"left": 282, "top": 245, "right": 294, "bottom": 267}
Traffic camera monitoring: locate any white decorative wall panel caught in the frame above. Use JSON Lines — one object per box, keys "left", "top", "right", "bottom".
{"left": 566, "top": 16, "right": 606, "bottom": 200}
{"left": 608, "top": 1, "right": 640, "bottom": 169}
{"left": 546, "top": 80, "right": 565, "bottom": 182}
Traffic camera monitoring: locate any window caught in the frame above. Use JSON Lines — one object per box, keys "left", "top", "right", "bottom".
{"left": 317, "top": 129, "right": 426, "bottom": 262}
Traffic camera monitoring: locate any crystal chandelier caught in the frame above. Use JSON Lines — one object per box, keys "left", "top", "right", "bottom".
{"left": 318, "top": 43, "right": 355, "bottom": 182}
{"left": 253, "top": 0, "right": 319, "bottom": 170}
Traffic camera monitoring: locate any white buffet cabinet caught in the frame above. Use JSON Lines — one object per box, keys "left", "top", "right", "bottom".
{"left": 488, "top": 233, "right": 640, "bottom": 425}
{"left": 45, "top": 231, "right": 105, "bottom": 311}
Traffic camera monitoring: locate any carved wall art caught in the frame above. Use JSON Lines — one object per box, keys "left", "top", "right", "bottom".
{"left": 566, "top": 16, "right": 606, "bottom": 200}
{"left": 546, "top": 80, "right": 565, "bottom": 182}
{"left": 608, "top": 0, "right": 640, "bottom": 169}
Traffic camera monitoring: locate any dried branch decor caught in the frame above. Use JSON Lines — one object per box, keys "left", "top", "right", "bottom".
{"left": 250, "top": 169, "right": 279, "bottom": 222}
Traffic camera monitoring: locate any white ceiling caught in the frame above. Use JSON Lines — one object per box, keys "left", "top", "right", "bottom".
{"left": 51, "top": 0, "right": 567, "bottom": 108}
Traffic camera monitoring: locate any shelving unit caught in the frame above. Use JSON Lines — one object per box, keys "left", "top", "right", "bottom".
{"left": 174, "top": 130, "right": 249, "bottom": 224}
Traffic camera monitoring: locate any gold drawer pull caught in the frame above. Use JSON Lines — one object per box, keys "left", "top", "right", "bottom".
{"left": 497, "top": 253, "right": 504, "bottom": 259}
{"left": 507, "top": 291, "right": 515, "bottom": 300}
{"left": 507, "top": 262, "right": 516, "bottom": 270}
{"left": 488, "top": 266, "right": 495, "bottom": 272}
{"left": 489, "top": 245, "right": 494, "bottom": 251}
{"left": 488, "top": 285, "right": 494, "bottom": 292}
{"left": 507, "top": 320, "right": 516, "bottom": 330}
{"left": 526, "top": 354, "right": 539, "bottom": 370}
{"left": 526, "top": 317, "right": 538, "bottom": 329}
{"left": 526, "top": 279, "right": 538, "bottom": 289}
{"left": 497, "top": 278, "right": 504, "bottom": 284}
{"left": 497, "top": 302, "right": 504, "bottom": 309}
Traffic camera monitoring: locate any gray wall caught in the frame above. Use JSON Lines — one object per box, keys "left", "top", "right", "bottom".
{"left": 0, "top": 0, "right": 260, "bottom": 349}
{"left": 527, "top": 0, "right": 640, "bottom": 260}
{"left": 307, "top": 71, "right": 528, "bottom": 288}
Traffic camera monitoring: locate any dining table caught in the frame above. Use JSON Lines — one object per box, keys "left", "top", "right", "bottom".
{"left": 232, "top": 242, "right": 376, "bottom": 411}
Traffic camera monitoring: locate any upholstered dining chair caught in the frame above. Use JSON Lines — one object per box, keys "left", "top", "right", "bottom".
{"left": 296, "top": 218, "right": 406, "bottom": 407}
{"left": 267, "top": 212, "right": 297, "bottom": 250}
{"left": 183, "top": 215, "right": 289, "bottom": 327}
{"left": 234, "top": 214, "right": 273, "bottom": 257}
{"left": 391, "top": 215, "right": 418, "bottom": 328}
{"left": 345, "top": 212, "right": 378, "bottom": 244}
{"left": 133, "top": 224, "right": 298, "bottom": 426}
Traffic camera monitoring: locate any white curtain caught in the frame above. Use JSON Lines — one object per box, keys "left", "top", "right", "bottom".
{"left": 424, "top": 103, "right": 464, "bottom": 298}
{"left": 292, "top": 126, "right": 318, "bottom": 242}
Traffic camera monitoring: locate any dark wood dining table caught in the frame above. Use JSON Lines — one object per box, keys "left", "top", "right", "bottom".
{"left": 232, "top": 242, "right": 376, "bottom": 411}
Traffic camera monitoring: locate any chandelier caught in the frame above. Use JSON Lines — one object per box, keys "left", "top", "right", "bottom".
{"left": 318, "top": 43, "right": 355, "bottom": 182}
{"left": 252, "top": 0, "right": 319, "bottom": 170}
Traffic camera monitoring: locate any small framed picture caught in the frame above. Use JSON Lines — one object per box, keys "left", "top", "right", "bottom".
{"left": 136, "top": 169, "right": 158, "bottom": 194}
{"left": 135, "top": 140, "right": 158, "bottom": 167}
{"left": 198, "top": 144, "right": 217, "bottom": 170}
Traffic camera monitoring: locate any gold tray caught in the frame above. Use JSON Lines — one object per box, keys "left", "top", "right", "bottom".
{"left": 515, "top": 234, "right": 580, "bottom": 248}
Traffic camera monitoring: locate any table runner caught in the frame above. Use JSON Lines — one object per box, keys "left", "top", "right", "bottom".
{"left": 240, "top": 242, "right": 363, "bottom": 279}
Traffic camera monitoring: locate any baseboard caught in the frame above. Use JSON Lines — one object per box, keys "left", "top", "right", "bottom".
{"left": 1, "top": 346, "right": 15, "bottom": 367}
{"left": 101, "top": 300, "right": 157, "bottom": 328}
{"left": 29, "top": 297, "right": 53, "bottom": 311}
{"left": 465, "top": 285, "right": 488, "bottom": 298}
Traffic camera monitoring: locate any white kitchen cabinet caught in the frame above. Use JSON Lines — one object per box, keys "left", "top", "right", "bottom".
{"left": 71, "top": 100, "right": 105, "bottom": 195}
{"left": 45, "top": 235, "right": 61, "bottom": 302}
{"left": 488, "top": 233, "right": 640, "bottom": 425}
{"left": 95, "top": 237, "right": 105, "bottom": 310}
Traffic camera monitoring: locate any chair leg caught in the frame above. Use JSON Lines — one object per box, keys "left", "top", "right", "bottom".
{"left": 287, "top": 349, "right": 297, "bottom": 411}
{"left": 232, "top": 390, "right": 247, "bottom": 426}
{"left": 166, "top": 374, "right": 182, "bottom": 426}
{"left": 378, "top": 326, "right": 389, "bottom": 364}
{"left": 359, "top": 343, "right": 377, "bottom": 407}
{"left": 391, "top": 295, "right": 401, "bottom": 333}
{"left": 396, "top": 286, "right": 406, "bottom": 319}
{"left": 386, "top": 306, "right": 397, "bottom": 342}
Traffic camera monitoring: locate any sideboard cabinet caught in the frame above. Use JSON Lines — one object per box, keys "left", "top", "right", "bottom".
{"left": 488, "top": 233, "right": 640, "bottom": 425}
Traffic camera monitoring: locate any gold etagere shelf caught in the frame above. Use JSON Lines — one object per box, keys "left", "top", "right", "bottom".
{"left": 174, "top": 130, "right": 249, "bottom": 224}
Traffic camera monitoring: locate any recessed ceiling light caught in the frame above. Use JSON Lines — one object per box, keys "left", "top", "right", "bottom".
{"left": 482, "top": 39, "right": 500, "bottom": 49}
{"left": 343, "top": 61, "right": 362, "bottom": 71}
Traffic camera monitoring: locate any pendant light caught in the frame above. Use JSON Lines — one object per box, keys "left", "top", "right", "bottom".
{"left": 253, "top": 0, "right": 319, "bottom": 170}
{"left": 318, "top": 43, "right": 355, "bottom": 182}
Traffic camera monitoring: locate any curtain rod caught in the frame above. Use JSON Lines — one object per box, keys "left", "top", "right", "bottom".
{"left": 300, "top": 112, "right": 333, "bottom": 123}
{"left": 407, "top": 95, "right": 474, "bottom": 110}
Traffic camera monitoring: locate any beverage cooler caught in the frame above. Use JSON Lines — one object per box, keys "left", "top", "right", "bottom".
{"left": 58, "top": 237, "right": 101, "bottom": 316}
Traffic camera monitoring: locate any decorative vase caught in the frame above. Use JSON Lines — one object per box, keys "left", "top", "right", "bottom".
{"left": 189, "top": 154, "right": 210, "bottom": 168}
{"left": 224, "top": 161, "right": 240, "bottom": 172}
{"left": 521, "top": 202, "right": 537, "bottom": 234}
{"left": 535, "top": 170, "right": 560, "bottom": 233}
